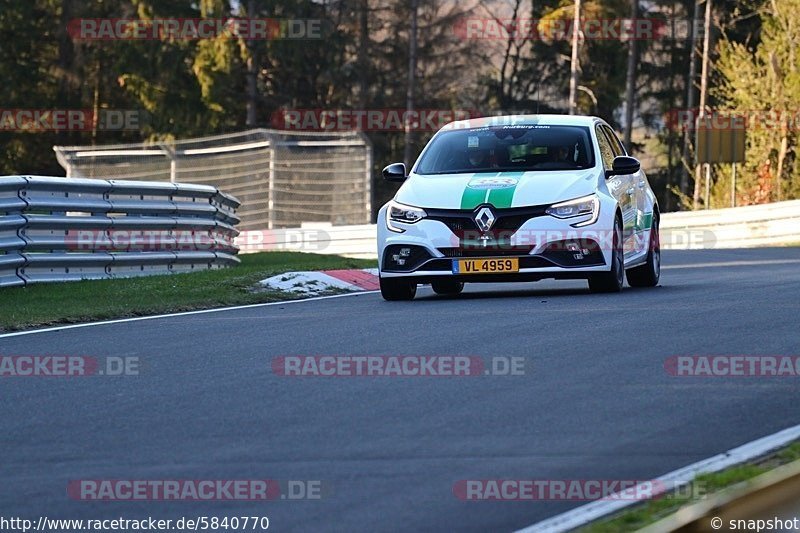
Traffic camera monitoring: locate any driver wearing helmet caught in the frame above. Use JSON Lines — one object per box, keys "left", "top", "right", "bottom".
{"left": 553, "top": 145, "right": 571, "bottom": 163}
{"left": 468, "top": 148, "right": 489, "bottom": 168}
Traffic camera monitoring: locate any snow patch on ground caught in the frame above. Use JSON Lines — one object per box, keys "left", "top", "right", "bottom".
{"left": 260, "top": 269, "right": 379, "bottom": 296}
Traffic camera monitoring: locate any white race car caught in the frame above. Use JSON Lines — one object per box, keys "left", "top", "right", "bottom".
{"left": 376, "top": 115, "right": 660, "bottom": 301}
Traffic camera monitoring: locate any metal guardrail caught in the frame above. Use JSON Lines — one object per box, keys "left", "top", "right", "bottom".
{"left": 640, "top": 458, "right": 800, "bottom": 532}
{"left": 234, "top": 199, "right": 800, "bottom": 259}
{"left": 660, "top": 199, "right": 800, "bottom": 249}
{"left": 0, "top": 176, "right": 241, "bottom": 288}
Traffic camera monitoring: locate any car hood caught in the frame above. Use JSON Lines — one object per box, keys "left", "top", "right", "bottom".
{"left": 394, "top": 169, "right": 600, "bottom": 210}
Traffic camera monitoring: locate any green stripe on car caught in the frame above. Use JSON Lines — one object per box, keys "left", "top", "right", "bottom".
{"left": 460, "top": 180, "right": 486, "bottom": 210}
{"left": 460, "top": 172, "right": 522, "bottom": 210}
{"left": 487, "top": 171, "right": 523, "bottom": 208}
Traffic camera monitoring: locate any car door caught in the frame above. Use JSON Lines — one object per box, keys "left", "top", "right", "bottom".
{"left": 601, "top": 125, "right": 648, "bottom": 255}
{"left": 595, "top": 125, "right": 636, "bottom": 254}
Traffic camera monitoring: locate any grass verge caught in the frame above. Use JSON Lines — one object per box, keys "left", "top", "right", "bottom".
{"left": 0, "top": 252, "right": 377, "bottom": 333}
{"left": 579, "top": 441, "right": 800, "bottom": 532}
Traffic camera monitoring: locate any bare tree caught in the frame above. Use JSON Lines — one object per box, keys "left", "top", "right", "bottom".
{"left": 358, "top": 0, "right": 370, "bottom": 110}
{"left": 623, "top": 0, "right": 639, "bottom": 150}
{"left": 693, "top": 0, "right": 713, "bottom": 209}
{"left": 568, "top": 0, "right": 581, "bottom": 114}
{"left": 681, "top": 0, "right": 702, "bottom": 199}
{"left": 245, "top": 0, "right": 258, "bottom": 127}
{"left": 404, "top": 0, "right": 419, "bottom": 168}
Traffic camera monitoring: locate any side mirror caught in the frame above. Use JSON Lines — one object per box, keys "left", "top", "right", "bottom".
{"left": 606, "top": 156, "right": 641, "bottom": 178}
{"left": 382, "top": 163, "right": 408, "bottom": 182}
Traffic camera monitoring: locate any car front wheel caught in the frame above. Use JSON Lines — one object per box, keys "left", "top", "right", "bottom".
{"left": 627, "top": 215, "right": 660, "bottom": 288}
{"left": 588, "top": 215, "right": 624, "bottom": 293}
{"left": 379, "top": 276, "right": 417, "bottom": 301}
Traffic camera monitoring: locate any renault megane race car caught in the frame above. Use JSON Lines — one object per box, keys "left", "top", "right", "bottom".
{"left": 376, "top": 115, "right": 660, "bottom": 301}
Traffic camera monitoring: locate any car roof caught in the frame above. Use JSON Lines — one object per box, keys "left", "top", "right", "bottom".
{"left": 439, "top": 114, "right": 606, "bottom": 131}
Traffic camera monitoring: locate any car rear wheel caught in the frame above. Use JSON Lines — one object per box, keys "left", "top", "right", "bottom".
{"left": 588, "top": 215, "right": 624, "bottom": 293}
{"left": 431, "top": 280, "right": 464, "bottom": 296}
{"left": 627, "top": 215, "right": 660, "bottom": 287}
{"left": 379, "top": 276, "right": 417, "bottom": 301}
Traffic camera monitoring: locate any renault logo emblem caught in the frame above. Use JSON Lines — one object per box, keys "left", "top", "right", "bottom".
{"left": 474, "top": 206, "right": 496, "bottom": 232}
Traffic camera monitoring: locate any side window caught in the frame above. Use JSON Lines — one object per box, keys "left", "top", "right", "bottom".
{"left": 595, "top": 125, "right": 615, "bottom": 170}
{"left": 602, "top": 125, "right": 626, "bottom": 157}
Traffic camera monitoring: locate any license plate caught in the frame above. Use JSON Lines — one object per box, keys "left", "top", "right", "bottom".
{"left": 452, "top": 258, "right": 519, "bottom": 274}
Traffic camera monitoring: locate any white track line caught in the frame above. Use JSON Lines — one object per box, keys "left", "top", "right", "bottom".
{"left": 0, "top": 291, "right": 379, "bottom": 340}
{"left": 663, "top": 259, "right": 800, "bottom": 270}
{"left": 516, "top": 423, "right": 800, "bottom": 533}
{"left": 2, "top": 259, "right": 796, "bottom": 340}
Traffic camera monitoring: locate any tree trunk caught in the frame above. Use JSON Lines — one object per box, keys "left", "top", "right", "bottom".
{"left": 358, "top": 0, "right": 369, "bottom": 110}
{"left": 623, "top": 0, "right": 639, "bottom": 151}
{"left": 777, "top": 126, "right": 787, "bottom": 201}
{"left": 693, "top": 0, "right": 713, "bottom": 209}
{"left": 57, "top": 0, "right": 75, "bottom": 146}
{"left": 568, "top": 0, "right": 581, "bottom": 114}
{"left": 91, "top": 59, "right": 101, "bottom": 145}
{"left": 681, "top": 0, "right": 702, "bottom": 201}
{"left": 245, "top": 0, "right": 258, "bottom": 127}
{"left": 664, "top": 1, "right": 679, "bottom": 211}
{"left": 403, "top": 0, "right": 419, "bottom": 168}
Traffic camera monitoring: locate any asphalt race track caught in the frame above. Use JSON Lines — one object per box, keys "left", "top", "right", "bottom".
{"left": 2, "top": 247, "right": 799, "bottom": 532}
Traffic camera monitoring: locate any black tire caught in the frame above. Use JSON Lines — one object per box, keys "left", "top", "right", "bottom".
{"left": 431, "top": 280, "right": 464, "bottom": 296}
{"left": 379, "top": 276, "right": 417, "bottom": 301}
{"left": 588, "top": 215, "right": 625, "bottom": 293}
{"left": 627, "top": 215, "right": 661, "bottom": 287}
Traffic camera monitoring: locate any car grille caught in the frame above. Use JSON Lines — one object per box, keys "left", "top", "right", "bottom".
{"left": 437, "top": 246, "right": 534, "bottom": 258}
{"left": 426, "top": 205, "right": 548, "bottom": 239}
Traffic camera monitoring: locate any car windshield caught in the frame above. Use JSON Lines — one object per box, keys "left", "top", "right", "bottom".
{"left": 415, "top": 124, "right": 595, "bottom": 175}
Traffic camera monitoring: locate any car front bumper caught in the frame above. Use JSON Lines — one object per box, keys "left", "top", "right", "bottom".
{"left": 377, "top": 199, "right": 618, "bottom": 281}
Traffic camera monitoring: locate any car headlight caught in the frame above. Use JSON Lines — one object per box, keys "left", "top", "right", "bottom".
{"left": 386, "top": 200, "right": 427, "bottom": 233}
{"left": 546, "top": 194, "right": 600, "bottom": 227}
